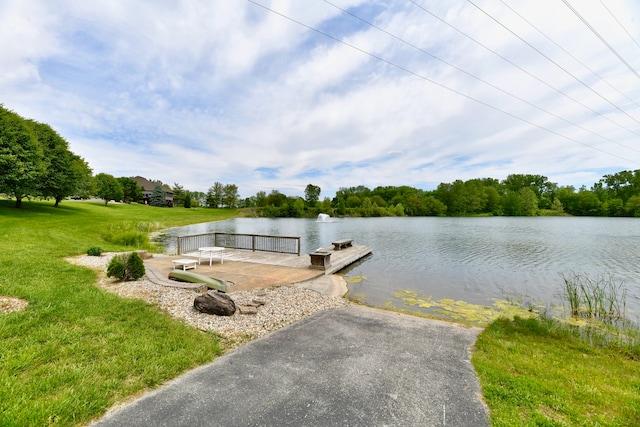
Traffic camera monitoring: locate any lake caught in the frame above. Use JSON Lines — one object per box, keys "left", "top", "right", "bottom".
{"left": 158, "top": 216, "right": 640, "bottom": 319}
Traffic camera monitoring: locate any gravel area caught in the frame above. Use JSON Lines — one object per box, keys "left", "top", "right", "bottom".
{"left": 0, "top": 296, "right": 28, "bottom": 313}
{"left": 66, "top": 253, "right": 351, "bottom": 346}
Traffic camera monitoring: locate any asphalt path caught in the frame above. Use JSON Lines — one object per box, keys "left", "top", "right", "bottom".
{"left": 91, "top": 305, "right": 489, "bottom": 426}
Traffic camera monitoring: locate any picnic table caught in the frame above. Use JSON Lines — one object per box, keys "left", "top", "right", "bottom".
{"left": 198, "top": 246, "right": 224, "bottom": 265}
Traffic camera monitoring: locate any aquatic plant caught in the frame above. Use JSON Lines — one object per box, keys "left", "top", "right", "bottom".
{"left": 561, "top": 272, "right": 627, "bottom": 322}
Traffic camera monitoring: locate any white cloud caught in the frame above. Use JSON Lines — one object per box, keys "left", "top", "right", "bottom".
{"left": 1, "top": 0, "right": 639, "bottom": 199}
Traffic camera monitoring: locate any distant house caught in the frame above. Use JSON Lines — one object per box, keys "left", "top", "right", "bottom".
{"left": 131, "top": 176, "right": 174, "bottom": 207}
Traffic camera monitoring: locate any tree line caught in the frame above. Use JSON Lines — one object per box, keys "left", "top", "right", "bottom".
{"left": 246, "top": 172, "right": 640, "bottom": 218}
{"left": 3, "top": 105, "right": 640, "bottom": 216}
{"left": 0, "top": 105, "right": 92, "bottom": 207}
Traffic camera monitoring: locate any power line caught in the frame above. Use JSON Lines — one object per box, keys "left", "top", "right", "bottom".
{"left": 597, "top": 0, "right": 640, "bottom": 51}
{"left": 498, "top": 0, "right": 640, "bottom": 111}
{"left": 562, "top": 0, "right": 640, "bottom": 80}
{"left": 245, "top": 0, "right": 639, "bottom": 165}
{"left": 408, "top": 0, "right": 640, "bottom": 139}
{"left": 467, "top": 0, "right": 640, "bottom": 128}
{"left": 321, "top": 0, "right": 639, "bottom": 153}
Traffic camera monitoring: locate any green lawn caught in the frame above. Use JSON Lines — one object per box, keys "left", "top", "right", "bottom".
{"left": 472, "top": 316, "right": 640, "bottom": 426}
{"left": 0, "top": 200, "right": 239, "bottom": 426}
{"left": 2, "top": 199, "right": 639, "bottom": 426}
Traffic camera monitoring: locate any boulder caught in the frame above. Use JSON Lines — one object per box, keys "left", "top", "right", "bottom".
{"left": 194, "top": 290, "right": 236, "bottom": 316}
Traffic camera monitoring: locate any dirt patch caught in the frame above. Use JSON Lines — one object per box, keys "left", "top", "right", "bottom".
{"left": 0, "top": 296, "right": 28, "bottom": 313}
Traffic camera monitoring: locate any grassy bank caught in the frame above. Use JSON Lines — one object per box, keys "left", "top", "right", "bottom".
{"left": 0, "top": 200, "right": 239, "bottom": 426}
{"left": 3, "top": 200, "right": 639, "bottom": 426}
{"left": 472, "top": 316, "right": 640, "bottom": 425}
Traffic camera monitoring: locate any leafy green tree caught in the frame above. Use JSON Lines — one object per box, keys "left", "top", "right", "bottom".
{"left": 346, "top": 195, "right": 361, "bottom": 208}
{"left": 304, "top": 184, "right": 321, "bottom": 207}
{"left": 320, "top": 197, "right": 333, "bottom": 216}
{"left": 602, "top": 198, "right": 624, "bottom": 216}
{"left": 222, "top": 183, "right": 239, "bottom": 208}
{"left": 265, "top": 190, "right": 287, "bottom": 207}
{"left": 520, "top": 188, "right": 539, "bottom": 216}
{"left": 117, "top": 177, "right": 142, "bottom": 204}
{"left": 0, "top": 106, "right": 43, "bottom": 207}
{"left": 292, "top": 198, "right": 305, "bottom": 217}
{"left": 94, "top": 173, "right": 123, "bottom": 205}
{"left": 149, "top": 184, "right": 166, "bottom": 207}
{"left": 206, "top": 182, "right": 224, "bottom": 207}
{"left": 29, "top": 121, "right": 91, "bottom": 207}
{"left": 625, "top": 195, "right": 640, "bottom": 217}
{"left": 551, "top": 198, "right": 564, "bottom": 213}
{"left": 423, "top": 195, "right": 447, "bottom": 216}
{"left": 502, "top": 174, "right": 550, "bottom": 199}
{"left": 255, "top": 191, "right": 267, "bottom": 207}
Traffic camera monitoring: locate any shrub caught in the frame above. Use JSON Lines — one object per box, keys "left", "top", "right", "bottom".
{"left": 126, "top": 252, "right": 146, "bottom": 281}
{"left": 106, "top": 252, "right": 146, "bottom": 281}
{"left": 87, "top": 246, "right": 103, "bottom": 256}
{"left": 106, "top": 254, "right": 127, "bottom": 280}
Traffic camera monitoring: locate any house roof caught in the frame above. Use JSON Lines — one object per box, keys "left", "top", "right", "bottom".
{"left": 131, "top": 176, "right": 173, "bottom": 193}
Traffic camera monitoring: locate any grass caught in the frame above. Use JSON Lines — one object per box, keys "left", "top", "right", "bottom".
{"left": 3, "top": 199, "right": 639, "bottom": 426}
{"left": 472, "top": 316, "right": 640, "bottom": 426}
{"left": 0, "top": 199, "right": 240, "bottom": 426}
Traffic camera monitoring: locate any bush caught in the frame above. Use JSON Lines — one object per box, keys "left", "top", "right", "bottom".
{"left": 126, "top": 252, "right": 146, "bottom": 281}
{"left": 87, "top": 246, "right": 103, "bottom": 256}
{"left": 106, "top": 254, "right": 127, "bottom": 280}
{"left": 106, "top": 252, "right": 146, "bottom": 281}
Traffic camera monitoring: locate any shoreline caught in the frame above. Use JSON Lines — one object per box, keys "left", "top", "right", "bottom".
{"left": 67, "top": 253, "right": 352, "bottom": 347}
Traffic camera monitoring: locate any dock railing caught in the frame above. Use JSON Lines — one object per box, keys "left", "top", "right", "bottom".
{"left": 176, "top": 232, "right": 301, "bottom": 256}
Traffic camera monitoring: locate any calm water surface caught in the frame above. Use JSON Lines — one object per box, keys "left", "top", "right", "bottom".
{"left": 160, "top": 217, "right": 640, "bottom": 317}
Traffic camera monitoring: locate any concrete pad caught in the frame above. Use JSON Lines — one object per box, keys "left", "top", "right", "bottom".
{"left": 144, "top": 256, "right": 322, "bottom": 292}
{"left": 294, "top": 274, "right": 348, "bottom": 297}
{"left": 91, "top": 305, "right": 489, "bottom": 427}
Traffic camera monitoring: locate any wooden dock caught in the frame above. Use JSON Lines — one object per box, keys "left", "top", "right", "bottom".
{"left": 184, "top": 244, "right": 372, "bottom": 275}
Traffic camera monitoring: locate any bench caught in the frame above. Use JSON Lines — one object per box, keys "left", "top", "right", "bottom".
{"left": 172, "top": 258, "right": 197, "bottom": 271}
{"left": 332, "top": 238, "right": 353, "bottom": 250}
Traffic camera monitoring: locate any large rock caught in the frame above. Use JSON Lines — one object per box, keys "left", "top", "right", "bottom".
{"left": 194, "top": 290, "right": 236, "bottom": 316}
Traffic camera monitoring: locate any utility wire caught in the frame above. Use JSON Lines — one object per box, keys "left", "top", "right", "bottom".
{"left": 562, "top": 0, "right": 640, "bottom": 80}
{"left": 498, "top": 0, "right": 640, "bottom": 111}
{"left": 321, "top": 0, "right": 639, "bottom": 153}
{"left": 246, "top": 0, "right": 638, "bottom": 165}
{"left": 467, "top": 0, "right": 640, "bottom": 128}
{"left": 597, "top": 0, "right": 640, "bottom": 51}
{"left": 409, "top": 0, "right": 640, "bottom": 139}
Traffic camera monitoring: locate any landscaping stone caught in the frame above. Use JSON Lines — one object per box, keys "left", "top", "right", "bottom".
{"left": 194, "top": 290, "right": 236, "bottom": 316}
{"left": 239, "top": 306, "right": 258, "bottom": 315}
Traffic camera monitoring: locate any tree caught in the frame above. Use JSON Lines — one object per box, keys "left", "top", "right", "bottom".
{"left": 265, "top": 190, "right": 287, "bottom": 207}
{"left": 222, "top": 183, "right": 239, "bottom": 208}
{"left": 304, "top": 184, "right": 321, "bottom": 207}
{"left": 149, "top": 184, "right": 166, "bottom": 207}
{"left": 118, "top": 177, "right": 142, "bottom": 204}
{"left": 94, "top": 173, "right": 123, "bottom": 205}
{"left": 206, "top": 182, "right": 224, "bottom": 208}
{"left": 183, "top": 190, "right": 191, "bottom": 208}
{"left": 255, "top": 191, "right": 267, "bottom": 207}
{"left": 172, "top": 183, "right": 186, "bottom": 207}
{"left": 30, "top": 121, "right": 91, "bottom": 207}
{"left": 0, "top": 106, "right": 43, "bottom": 207}
{"left": 626, "top": 195, "right": 640, "bottom": 217}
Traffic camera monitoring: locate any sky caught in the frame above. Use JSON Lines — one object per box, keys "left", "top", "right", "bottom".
{"left": 2, "top": 0, "right": 640, "bottom": 199}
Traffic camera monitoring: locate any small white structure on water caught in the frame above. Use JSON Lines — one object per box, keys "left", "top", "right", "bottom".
{"left": 316, "top": 213, "right": 333, "bottom": 223}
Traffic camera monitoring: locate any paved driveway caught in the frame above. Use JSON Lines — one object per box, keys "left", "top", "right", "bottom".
{"left": 91, "top": 305, "right": 489, "bottom": 426}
